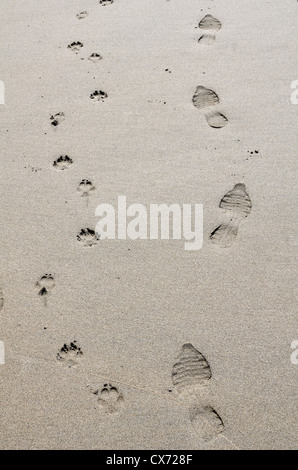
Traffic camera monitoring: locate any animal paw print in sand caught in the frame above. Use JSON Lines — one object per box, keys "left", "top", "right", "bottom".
{"left": 90, "top": 90, "right": 108, "bottom": 102}
{"left": 50, "top": 112, "right": 65, "bottom": 127}
{"left": 171, "top": 343, "right": 224, "bottom": 442}
{"left": 88, "top": 53, "right": 102, "bottom": 63}
{"left": 57, "top": 341, "right": 83, "bottom": 368}
{"left": 36, "top": 274, "right": 55, "bottom": 303}
{"left": 68, "top": 42, "right": 84, "bottom": 53}
{"left": 94, "top": 384, "right": 124, "bottom": 414}
{"left": 77, "top": 228, "right": 99, "bottom": 246}
{"left": 77, "top": 179, "right": 95, "bottom": 197}
{"left": 53, "top": 155, "right": 73, "bottom": 171}
{"left": 198, "top": 15, "right": 222, "bottom": 46}
{"left": 99, "top": 0, "right": 114, "bottom": 6}
{"left": 192, "top": 86, "right": 228, "bottom": 128}
{"left": 76, "top": 11, "right": 88, "bottom": 20}
{"left": 210, "top": 183, "right": 252, "bottom": 248}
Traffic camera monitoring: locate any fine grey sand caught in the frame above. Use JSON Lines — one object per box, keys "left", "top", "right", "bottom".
{"left": 0, "top": 0, "right": 297, "bottom": 450}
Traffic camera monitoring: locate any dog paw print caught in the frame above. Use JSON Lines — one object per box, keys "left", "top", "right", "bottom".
{"left": 76, "top": 11, "right": 88, "bottom": 20}
{"left": 50, "top": 112, "right": 65, "bottom": 127}
{"left": 68, "top": 42, "right": 84, "bottom": 53}
{"left": 88, "top": 53, "right": 102, "bottom": 63}
{"left": 57, "top": 341, "right": 83, "bottom": 368}
{"left": 36, "top": 274, "right": 55, "bottom": 304}
{"left": 90, "top": 90, "right": 108, "bottom": 102}
{"left": 77, "top": 179, "right": 95, "bottom": 197}
{"left": 53, "top": 155, "right": 73, "bottom": 171}
{"left": 77, "top": 228, "right": 99, "bottom": 246}
{"left": 94, "top": 384, "right": 124, "bottom": 414}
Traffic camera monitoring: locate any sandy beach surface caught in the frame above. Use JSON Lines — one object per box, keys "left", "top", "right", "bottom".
{"left": 0, "top": 0, "right": 297, "bottom": 450}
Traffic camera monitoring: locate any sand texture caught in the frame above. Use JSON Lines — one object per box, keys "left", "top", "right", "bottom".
{"left": 0, "top": 0, "right": 297, "bottom": 450}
